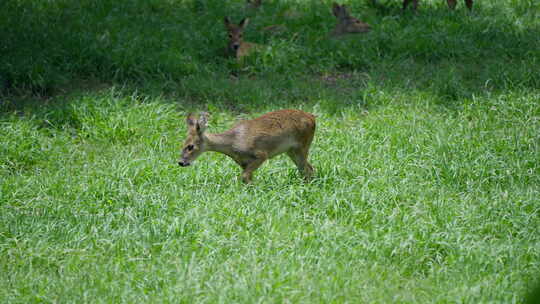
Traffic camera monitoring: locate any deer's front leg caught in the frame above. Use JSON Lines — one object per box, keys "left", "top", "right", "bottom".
{"left": 241, "top": 152, "right": 267, "bottom": 184}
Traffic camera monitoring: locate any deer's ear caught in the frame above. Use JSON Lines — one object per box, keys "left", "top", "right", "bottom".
{"left": 239, "top": 18, "right": 250, "bottom": 29}
{"left": 197, "top": 112, "right": 209, "bottom": 133}
{"left": 224, "top": 16, "right": 232, "bottom": 28}
{"left": 186, "top": 113, "right": 196, "bottom": 127}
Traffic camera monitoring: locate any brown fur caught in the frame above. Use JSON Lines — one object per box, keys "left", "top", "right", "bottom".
{"left": 224, "top": 17, "right": 262, "bottom": 61}
{"left": 403, "top": 0, "right": 473, "bottom": 10}
{"left": 262, "top": 24, "right": 287, "bottom": 34}
{"left": 330, "top": 3, "right": 371, "bottom": 37}
{"left": 178, "top": 109, "right": 316, "bottom": 184}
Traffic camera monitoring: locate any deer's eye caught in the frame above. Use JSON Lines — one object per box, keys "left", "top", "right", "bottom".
{"left": 228, "top": 34, "right": 233, "bottom": 38}
{"left": 187, "top": 144, "right": 194, "bottom": 151}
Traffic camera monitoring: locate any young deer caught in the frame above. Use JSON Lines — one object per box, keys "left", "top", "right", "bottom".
{"left": 224, "top": 17, "right": 261, "bottom": 60}
{"left": 403, "top": 0, "right": 473, "bottom": 11}
{"left": 178, "top": 110, "right": 316, "bottom": 184}
{"left": 330, "top": 3, "right": 372, "bottom": 37}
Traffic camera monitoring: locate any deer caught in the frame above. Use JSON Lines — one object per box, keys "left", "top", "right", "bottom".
{"left": 178, "top": 110, "right": 316, "bottom": 184}
{"left": 224, "top": 17, "right": 262, "bottom": 61}
{"left": 330, "top": 3, "right": 372, "bottom": 38}
{"left": 402, "top": 0, "right": 473, "bottom": 11}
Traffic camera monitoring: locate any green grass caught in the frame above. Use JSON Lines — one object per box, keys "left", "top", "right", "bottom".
{"left": 1, "top": 0, "right": 540, "bottom": 302}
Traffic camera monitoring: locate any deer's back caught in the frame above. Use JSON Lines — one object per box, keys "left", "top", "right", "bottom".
{"left": 231, "top": 109, "right": 315, "bottom": 156}
{"left": 236, "top": 42, "right": 262, "bottom": 59}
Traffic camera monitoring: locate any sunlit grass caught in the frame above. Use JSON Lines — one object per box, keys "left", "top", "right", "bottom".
{"left": 1, "top": 0, "right": 539, "bottom": 302}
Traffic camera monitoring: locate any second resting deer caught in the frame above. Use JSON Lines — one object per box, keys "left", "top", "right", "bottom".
{"left": 403, "top": 0, "right": 473, "bottom": 11}
{"left": 330, "top": 3, "right": 372, "bottom": 37}
{"left": 178, "top": 109, "right": 316, "bottom": 184}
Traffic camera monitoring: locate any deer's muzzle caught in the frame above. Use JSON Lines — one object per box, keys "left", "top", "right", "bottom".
{"left": 178, "top": 161, "right": 191, "bottom": 167}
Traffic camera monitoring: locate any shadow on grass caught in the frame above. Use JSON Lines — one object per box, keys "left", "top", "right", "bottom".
{"left": 525, "top": 277, "right": 540, "bottom": 304}
{"left": 0, "top": 0, "right": 539, "bottom": 117}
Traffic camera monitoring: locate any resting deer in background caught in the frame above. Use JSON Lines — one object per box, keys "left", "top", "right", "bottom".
{"left": 178, "top": 110, "right": 316, "bottom": 184}
{"left": 330, "top": 3, "right": 372, "bottom": 37}
{"left": 224, "top": 17, "right": 262, "bottom": 60}
{"left": 403, "top": 0, "right": 473, "bottom": 11}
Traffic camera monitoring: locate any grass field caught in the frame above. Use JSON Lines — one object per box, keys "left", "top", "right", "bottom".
{"left": 1, "top": 0, "right": 540, "bottom": 302}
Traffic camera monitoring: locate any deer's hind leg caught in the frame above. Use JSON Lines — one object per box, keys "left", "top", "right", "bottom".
{"left": 287, "top": 148, "right": 314, "bottom": 181}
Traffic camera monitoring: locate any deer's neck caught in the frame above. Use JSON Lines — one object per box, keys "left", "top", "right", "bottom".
{"left": 204, "top": 131, "right": 238, "bottom": 160}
